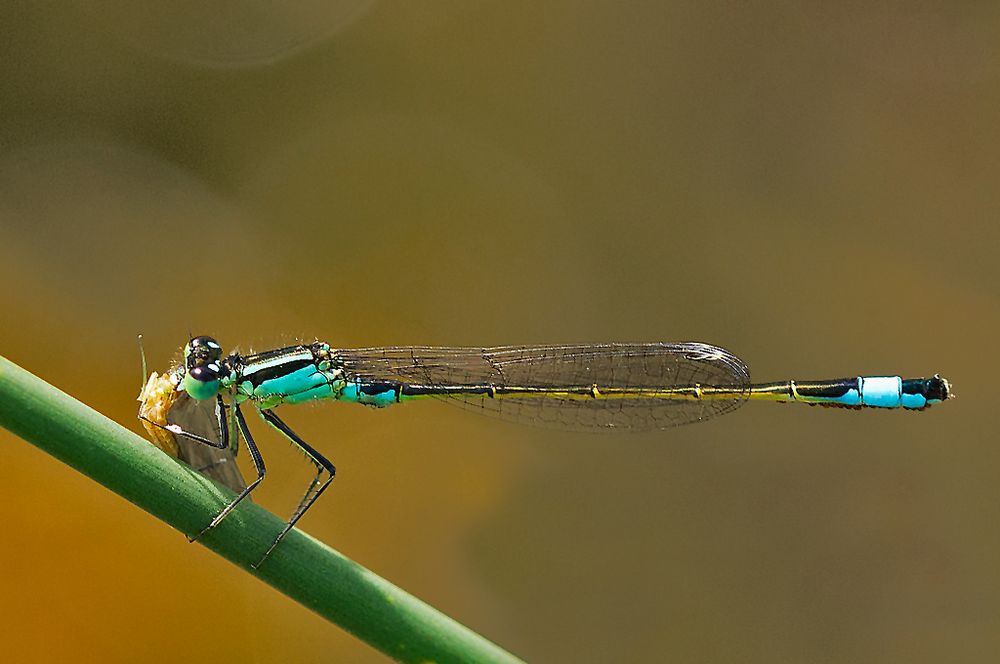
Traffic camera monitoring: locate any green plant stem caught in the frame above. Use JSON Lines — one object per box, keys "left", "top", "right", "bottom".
{"left": 0, "top": 355, "right": 524, "bottom": 664}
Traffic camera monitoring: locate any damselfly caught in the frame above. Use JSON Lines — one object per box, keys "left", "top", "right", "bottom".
{"left": 140, "top": 336, "right": 951, "bottom": 565}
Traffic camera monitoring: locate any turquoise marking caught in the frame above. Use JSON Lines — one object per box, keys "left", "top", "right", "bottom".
{"left": 251, "top": 365, "right": 322, "bottom": 400}
{"left": 240, "top": 364, "right": 338, "bottom": 408}
{"left": 829, "top": 386, "right": 862, "bottom": 407}
{"left": 283, "top": 382, "right": 337, "bottom": 405}
{"left": 340, "top": 382, "right": 398, "bottom": 407}
{"left": 860, "top": 376, "right": 902, "bottom": 408}
{"left": 900, "top": 392, "right": 929, "bottom": 409}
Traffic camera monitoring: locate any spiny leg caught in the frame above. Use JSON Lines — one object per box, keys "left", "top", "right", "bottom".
{"left": 254, "top": 408, "right": 336, "bottom": 567}
{"left": 139, "top": 416, "right": 224, "bottom": 449}
{"left": 217, "top": 394, "right": 231, "bottom": 451}
{"left": 191, "top": 402, "right": 266, "bottom": 542}
{"left": 223, "top": 395, "right": 240, "bottom": 455}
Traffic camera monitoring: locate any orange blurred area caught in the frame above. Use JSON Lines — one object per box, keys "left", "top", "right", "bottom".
{"left": 1, "top": 3, "right": 998, "bottom": 662}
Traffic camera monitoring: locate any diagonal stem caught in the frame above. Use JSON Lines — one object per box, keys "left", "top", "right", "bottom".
{"left": 0, "top": 355, "right": 524, "bottom": 664}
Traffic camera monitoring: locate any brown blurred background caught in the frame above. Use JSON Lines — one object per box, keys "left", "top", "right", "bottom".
{"left": 1, "top": 2, "right": 997, "bottom": 662}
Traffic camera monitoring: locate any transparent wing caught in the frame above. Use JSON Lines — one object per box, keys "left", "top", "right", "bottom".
{"left": 337, "top": 342, "right": 750, "bottom": 431}
{"left": 168, "top": 392, "right": 249, "bottom": 494}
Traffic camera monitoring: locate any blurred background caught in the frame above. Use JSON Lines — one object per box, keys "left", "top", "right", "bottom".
{"left": 1, "top": 2, "right": 997, "bottom": 662}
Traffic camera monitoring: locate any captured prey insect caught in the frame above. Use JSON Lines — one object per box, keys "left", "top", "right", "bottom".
{"left": 138, "top": 367, "right": 248, "bottom": 495}
{"left": 141, "top": 336, "right": 951, "bottom": 565}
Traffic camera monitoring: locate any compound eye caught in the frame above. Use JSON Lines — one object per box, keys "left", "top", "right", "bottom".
{"left": 183, "top": 363, "right": 222, "bottom": 401}
{"left": 185, "top": 336, "right": 223, "bottom": 364}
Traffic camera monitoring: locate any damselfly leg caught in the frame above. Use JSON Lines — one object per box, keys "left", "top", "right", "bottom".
{"left": 256, "top": 408, "right": 336, "bottom": 566}
{"left": 188, "top": 401, "right": 266, "bottom": 543}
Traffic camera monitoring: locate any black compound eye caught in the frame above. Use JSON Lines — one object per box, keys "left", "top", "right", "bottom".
{"left": 185, "top": 335, "right": 223, "bottom": 366}
{"left": 189, "top": 364, "right": 219, "bottom": 382}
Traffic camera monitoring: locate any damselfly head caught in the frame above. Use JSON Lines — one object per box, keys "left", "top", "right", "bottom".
{"left": 183, "top": 335, "right": 224, "bottom": 400}
{"left": 184, "top": 335, "right": 223, "bottom": 363}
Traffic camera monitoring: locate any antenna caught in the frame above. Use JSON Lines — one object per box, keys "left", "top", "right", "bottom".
{"left": 137, "top": 334, "right": 148, "bottom": 389}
